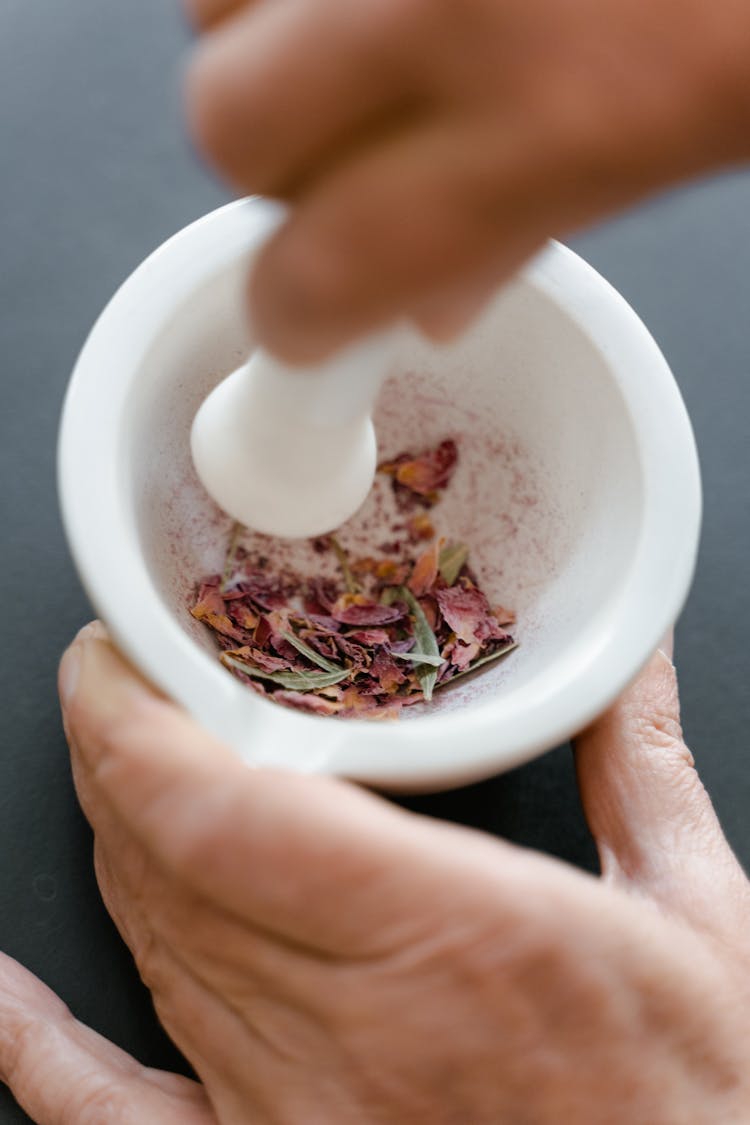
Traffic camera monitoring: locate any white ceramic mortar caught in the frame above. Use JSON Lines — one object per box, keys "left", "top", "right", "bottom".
{"left": 58, "top": 199, "right": 701, "bottom": 790}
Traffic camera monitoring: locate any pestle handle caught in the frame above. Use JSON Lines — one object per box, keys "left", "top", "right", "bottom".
{"left": 243, "top": 332, "right": 394, "bottom": 427}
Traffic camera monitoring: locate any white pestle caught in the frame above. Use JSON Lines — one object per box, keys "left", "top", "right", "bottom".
{"left": 190, "top": 331, "right": 397, "bottom": 539}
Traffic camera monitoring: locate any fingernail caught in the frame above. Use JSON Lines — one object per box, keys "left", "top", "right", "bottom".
{"left": 59, "top": 623, "right": 110, "bottom": 707}
{"left": 75, "top": 620, "right": 109, "bottom": 644}
{"left": 58, "top": 643, "right": 82, "bottom": 707}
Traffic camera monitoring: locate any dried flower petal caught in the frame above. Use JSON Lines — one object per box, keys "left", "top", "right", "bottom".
{"left": 346, "top": 629, "right": 392, "bottom": 646}
{"left": 435, "top": 584, "right": 508, "bottom": 647}
{"left": 407, "top": 513, "right": 435, "bottom": 541}
{"left": 389, "top": 439, "right": 458, "bottom": 496}
{"left": 304, "top": 613, "right": 341, "bottom": 632}
{"left": 273, "top": 690, "right": 344, "bottom": 716}
{"left": 305, "top": 579, "right": 339, "bottom": 613}
{"left": 331, "top": 595, "right": 405, "bottom": 626}
{"left": 333, "top": 635, "right": 371, "bottom": 668}
{"left": 236, "top": 575, "right": 289, "bottom": 610}
{"left": 444, "top": 639, "right": 482, "bottom": 671}
{"left": 408, "top": 539, "right": 442, "bottom": 597}
{"left": 493, "top": 605, "right": 517, "bottom": 627}
{"left": 370, "top": 650, "right": 408, "bottom": 693}
{"left": 351, "top": 556, "right": 379, "bottom": 576}
{"left": 229, "top": 603, "right": 259, "bottom": 631}
{"left": 191, "top": 582, "right": 248, "bottom": 642}
{"left": 375, "top": 559, "right": 409, "bottom": 584}
{"left": 224, "top": 645, "right": 291, "bottom": 673}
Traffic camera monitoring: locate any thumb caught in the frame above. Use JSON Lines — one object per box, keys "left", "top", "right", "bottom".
{"left": 574, "top": 641, "right": 749, "bottom": 934}
{"left": 59, "top": 625, "right": 446, "bottom": 958}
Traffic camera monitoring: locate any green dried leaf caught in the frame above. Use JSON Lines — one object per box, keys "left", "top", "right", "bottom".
{"left": 380, "top": 586, "right": 400, "bottom": 606}
{"left": 220, "top": 521, "right": 244, "bottom": 593}
{"left": 436, "top": 641, "right": 518, "bottom": 689}
{"left": 329, "top": 535, "right": 360, "bottom": 594}
{"left": 391, "top": 650, "right": 445, "bottom": 668}
{"left": 397, "top": 587, "right": 441, "bottom": 701}
{"left": 281, "top": 630, "right": 343, "bottom": 674}
{"left": 438, "top": 542, "right": 469, "bottom": 586}
{"left": 222, "top": 653, "right": 352, "bottom": 692}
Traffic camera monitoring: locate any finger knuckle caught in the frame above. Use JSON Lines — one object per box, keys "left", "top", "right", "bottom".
{"left": 2, "top": 1014, "right": 51, "bottom": 1092}
{"left": 636, "top": 707, "right": 688, "bottom": 757}
{"left": 63, "top": 1079, "right": 130, "bottom": 1125}
{"left": 132, "top": 929, "right": 169, "bottom": 995}
{"left": 92, "top": 845, "right": 131, "bottom": 938}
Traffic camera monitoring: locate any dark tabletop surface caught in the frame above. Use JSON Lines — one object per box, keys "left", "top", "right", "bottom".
{"left": 1, "top": 2, "right": 749, "bottom": 1121}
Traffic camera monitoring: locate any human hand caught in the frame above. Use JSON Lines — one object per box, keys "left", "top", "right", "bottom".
{"left": 3, "top": 622, "right": 748, "bottom": 1124}
{"left": 183, "top": 0, "right": 750, "bottom": 361}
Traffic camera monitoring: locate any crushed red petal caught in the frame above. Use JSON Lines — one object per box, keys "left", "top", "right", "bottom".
{"left": 408, "top": 540, "right": 441, "bottom": 597}
{"left": 407, "top": 513, "right": 435, "bottom": 541}
{"left": 391, "top": 439, "right": 458, "bottom": 496}
{"left": 346, "top": 628, "right": 392, "bottom": 646}
{"left": 304, "top": 579, "right": 340, "bottom": 613}
{"left": 370, "top": 650, "right": 408, "bottom": 693}
{"left": 443, "top": 638, "right": 482, "bottom": 671}
{"left": 493, "top": 605, "right": 516, "bottom": 627}
{"left": 226, "top": 646, "right": 292, "bottom": 673}
{"left": 331, "top": 596, "right": 405, "bottom": 626}
{"left": 235, "top": 574, "right": 289, "bottom": 610}
{"left": 333, "top": 634, "right": 371, "bottom": 668}
{"left": 229, "top": 603, "right": 259, "bottom": 631}
{"left": 389, "top": 637, "right": 418, "bottom": 654}
{"left": 253, "top": 615, "right": 273, "bottom": 648}
{"left": 301, "top": 632, "right": 341, "bottom": 662}
{"left": 418, "top": 595, "right": 439, "bottom": 631}
{"left": 273, "top": 690, "right": 344, "bottom": 715}
{"left": 191, "top": 583, "right": 248, "bottom": 643}
{"left": 434, "top": 582, "right": 508, "bottom": 647}
{"left": 303, "top": 613, "right": 341, "bottom": 632}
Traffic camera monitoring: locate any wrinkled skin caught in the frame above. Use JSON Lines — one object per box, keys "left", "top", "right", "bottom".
{"left": 0, "top": 622, "right": 749, "bottom": 1123}
{"left": 183, "top": 0, "right": 750, "bottom": 359}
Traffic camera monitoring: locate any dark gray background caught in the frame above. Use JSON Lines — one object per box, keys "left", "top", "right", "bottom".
{"left": 1, "top": 2, "right": 748, "bottom": 1121}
